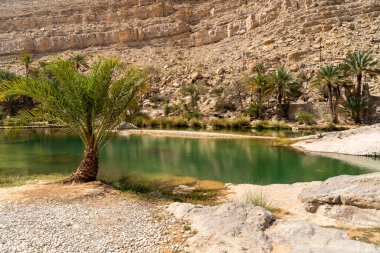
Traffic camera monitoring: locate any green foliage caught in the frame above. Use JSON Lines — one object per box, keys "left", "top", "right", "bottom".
{"left": 180, "top": 82, "right": 205, "bottom": 112}
{"left": 0, "top": 69, "right": 18, "bottom": 81}
{"left": 341, "top": 51, "right": 379, "bottom": 77}
{"left": 106, "top": 174, "right": 220, "bottom": 204}
{"left": 1, "top": 58, "right": 147, "bottom": 154}
{"left": 254, "top": 120, "right": 270, "bottom": 130}
{"left": 267, "top": 66, "right": 296, "bottom": 118}
{"left": 215, "top": 98, "right": 237, "bottom": 112}
{"left": 163, "top": 103, "right": 182, "bottom": 117}
{"left": 312, "top": 64, "right": 347, "bottom": 91}
{"left": 312, "top": 64, "right": 347, "bottom": 123}
{"left": 210, "top": 86, "right": 224, "bottom": 96}
{"left": 209, "top": 117, "right": 251, "bottom": 129}
{"left": 245, "top": 102, "right": 260, "bottom": 118}
{"left": 69, "top": 54, "right": 89, "bottom": 71}
{"left": 296, "top": 112, "right": 316, "bottom": 125}
{"left": 339, "top": 95, "right": 368, "bottom": 118}
{"left": 133, "top": 116, "right": 191, "bottom": 129}
{"left": 0, "top": 173, "right": 66, "bottom": 188}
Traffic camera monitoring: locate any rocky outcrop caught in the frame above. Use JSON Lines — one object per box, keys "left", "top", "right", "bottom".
{"left": 168, "top": 202, "right": 380, "bottom": 253}
{"left": 316, "top": 205, "right": 380, "bottom": 227}
{"left": 293, "top": 124, "right": 380, "bottom": 156}
{"left": 268, "top": 220, "right": 380, "bottom": 253}
{"left": 299, "top": 173, "right": 380, "bottom": 212}
{"left": 168, "top": 202, "right": 275, "bottom": 253}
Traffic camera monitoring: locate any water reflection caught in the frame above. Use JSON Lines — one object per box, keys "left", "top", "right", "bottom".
{"left": 0, "top": 131, "right": 378, "bottom": 184}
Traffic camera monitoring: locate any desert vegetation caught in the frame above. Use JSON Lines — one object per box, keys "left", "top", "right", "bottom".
{"left": 0, "top": 50, "right": 379, "bottom": 133}
{"left": 1, "top": 57, "right": 147, "bottom": 182}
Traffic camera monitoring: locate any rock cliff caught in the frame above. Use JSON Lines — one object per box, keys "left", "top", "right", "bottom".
{"left": 1, "top": 0, "right": 379, "bottom": 117}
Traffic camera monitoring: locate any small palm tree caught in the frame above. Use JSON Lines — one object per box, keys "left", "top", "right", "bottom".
{"left": 70, "top": 54, "right": 89, "bottom": 71}
{"left": 341, "top": 51, "right": 378, "bottom": 96}
{"left": 20, "top": 54, "right": 34, "bottom": 77}
{"left": 1, "top": 58, "right": 147, "bottom": 182}
{"left": 247, "top": 63, "right": 269, "bottom": 119}
{"left": 267, "top": 66, "right": 295, "bottom": 119}
{"left": 312, "top": 65, "right": 347, "bottom": 123}
{"left": 340, "top": 95, "right": 368, "bottom": 123}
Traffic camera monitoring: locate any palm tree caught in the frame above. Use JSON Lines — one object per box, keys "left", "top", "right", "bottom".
{"left": 340, "top": 95, "right": 368, "bottom": 123}
{"left": 70, "top": 54, "right": 89, "bottom": 71}
{"left": 312, "top": 65, "right": 347, "bottom": 123}
{"left": 1, "top": 58, "right": 147, "bottom": 182}
{"left": 341, "top": 51, "right": 378, "bottom": 97}
{"left": 20, "top": 54, "right": 34, "bottom": 77}
{"left": 267, "top": 66, "right": 295, "bottom": 119}
{"left": 247, "top": 64, "right": 268, "bottom": 119}
{"left": 0, "top": 70, "right": 20, "bottom": 116}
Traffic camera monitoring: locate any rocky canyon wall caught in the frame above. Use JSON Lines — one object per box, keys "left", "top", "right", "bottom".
{"left": 1, "top": 0, "right": 379, "bottom": 57}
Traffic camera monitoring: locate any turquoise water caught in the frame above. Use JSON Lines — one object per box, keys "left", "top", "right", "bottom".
{"left": 0, "top": 129, "right": 378, "bottom": 184}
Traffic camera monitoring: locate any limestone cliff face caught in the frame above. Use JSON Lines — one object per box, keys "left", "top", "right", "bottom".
{"left": 1, "top": 0, "right": 379, "bottom": 57}
{"left": 1, "top": 0, "right": 380, "bottom": 119}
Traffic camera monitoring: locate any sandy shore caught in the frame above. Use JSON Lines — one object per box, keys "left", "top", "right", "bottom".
{"left": 119, "top": 129, "right": 278, "bottom": 139}
{"left": 293, "top": 124, "right": 380, "bottom": 156}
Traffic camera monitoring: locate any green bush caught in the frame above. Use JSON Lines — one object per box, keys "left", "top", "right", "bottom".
{"left": 169, "top": 117, "right": 189, "bottom": 128}
{"left": 254, "top": 120, "right": 270, "bottom": 130}
{"left": 296, "top": 112, "right": 316, "bottom": 125}
{"left": 209, "top": 118, "right": 228, "bottom": 129}
{"left": 229, "top": 117, "right": 251, "bottom": 129}
{"left": 245, "top": 102, "right": 260, "bottom": 117}
{"left": 215, "top": 98, "right": 237, "bottom": 112}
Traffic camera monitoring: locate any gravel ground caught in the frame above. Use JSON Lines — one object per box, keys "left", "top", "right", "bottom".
{"left": 0, "top": 195, "right": 182, "bottom": 253}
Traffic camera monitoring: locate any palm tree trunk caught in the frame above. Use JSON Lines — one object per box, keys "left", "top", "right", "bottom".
{"left": 356, "top": 73, "right": 362, "bottom": 97}
{"left": 258, "top": 91, "right": 263, "bottom": 119}
{"left": 353, "top": 110, "right": 361, "bottom": 124}
{"left": 64, "top": 149, "right": 99, "bottom": 183}
{"left": 327, "top": 85, "right": 336, "bottom": 123}
{"left": 277, "top": 89, "right": 283, "bottom": 119}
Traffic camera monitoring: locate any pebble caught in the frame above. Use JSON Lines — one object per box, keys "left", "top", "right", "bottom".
{"left": 0, "top": 198, "right": 181, "bottom": 253}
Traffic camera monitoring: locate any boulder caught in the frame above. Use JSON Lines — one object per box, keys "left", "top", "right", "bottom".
{"left": 167, "top": 202, "right": 275, "bottom": 253}
{"left": 317, "top": 205, "right": 380, "bottom": 227}
{"left": 299, "top": 173, "right": 380, "bottom": 212}
{"left": 268, "top": 220, "right": 380, "bottom": 253}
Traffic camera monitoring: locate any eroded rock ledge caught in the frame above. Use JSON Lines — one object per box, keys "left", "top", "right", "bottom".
{"left": 299, "top": 172, "right": 380, "bottom": 212}
{"left": 168, "top": 202, "right": 380, "bottom": 253}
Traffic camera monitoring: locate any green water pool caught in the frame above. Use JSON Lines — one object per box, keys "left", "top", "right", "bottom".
{"left": 0, "top": 129, "right": 378, "bottom": 184}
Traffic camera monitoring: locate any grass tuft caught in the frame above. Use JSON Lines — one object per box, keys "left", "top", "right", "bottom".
{"left": 241, "top": 188, "right": 277, "bottom": 212}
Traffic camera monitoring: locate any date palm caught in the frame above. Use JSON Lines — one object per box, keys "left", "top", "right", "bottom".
{"left": 1, "top": 58, "right": 147, "bottom": 182}
{"left": 0, "top": 70, "right": 19, "bottom": 115}
{"left": 70, "top": 54, "right": 89, "bottom": 71}
{"left": 20, "top": 54, "right": 34, "bottom": 77}
{"left": 312, "top": 65, "right": 347, "bottom": 123}
{"left": 341, "top": 51, "right": 378, "bottom": 96}
{"left": 267, "top": 66, "right": 295, "bottom": 119}
{"left": 247, "top": 64, "right": 269, "bottom": 119}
